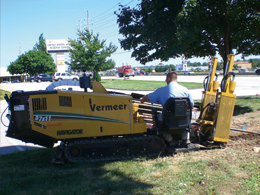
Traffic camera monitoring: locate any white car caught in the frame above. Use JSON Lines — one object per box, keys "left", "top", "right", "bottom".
{"left": 53, "top": 72, "right": 79, "bottom": 81}
{"left": 239, "top": 69, "right": 249, "bottom": 73}
{"left": 184, "top": 71, "right": 195, "bottom": 75}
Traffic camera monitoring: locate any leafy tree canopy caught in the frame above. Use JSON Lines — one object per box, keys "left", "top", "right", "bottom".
{"left": 116, "top": 0, "right": 260, "bottom": 70}
{"left": 249, "top": 58, "right": 260, "bottom": 68}
{"left": 67, "top": 29, "right": 117, "bottom": 73}
{"left": 33, "top": 33, "right": 47, "bottom": 53}
{"left": 155, "top": 65, "right": 175, "bottom": 73}
{"left": 8, "top": 33, "right": 56, "bottom": 76}
{"left": 8, "top": 50, "right": 56, "bottom": 76}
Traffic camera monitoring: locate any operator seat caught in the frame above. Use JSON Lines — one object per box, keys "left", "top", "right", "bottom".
{"left": 151, "top": 97, "right": 192, "bottom": 145}
{"left": 162, "top": 97, "right": 192, "bottom": 133}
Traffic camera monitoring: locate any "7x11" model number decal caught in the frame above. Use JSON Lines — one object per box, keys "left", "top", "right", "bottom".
{"left": 34, "top": 115, "right": 51, "bottom": 122}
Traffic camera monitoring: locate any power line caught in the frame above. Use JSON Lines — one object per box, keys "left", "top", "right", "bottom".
{"left": 89, "top": 0, "right": 137, "bottom": 33}
{"left": 80, "top": 0, "right": 137, "bottom": 43}
{"left": 92, "top": 0, "right": 135, "bottom": 23}
{"left": 92, "top": 0, "right": 126, "bottom": 21}
{"left": 93, "top": 21, "right": 117, "bottom": 32}
{"left": 92, "top": 10, "right": 117, "bottom": 24}
{"left": 92, "top": 14, "right": 116, "bottom": 27}
{"left": 113, "top": 50, "right": 132, "bottom": 55}
{"left": 124, "top": 0, "right": 134, "bottom": 6}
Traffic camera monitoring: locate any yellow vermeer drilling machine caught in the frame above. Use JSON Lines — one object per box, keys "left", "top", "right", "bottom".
{"left": 3, "top": 55, "right": 236, "bottom": 163}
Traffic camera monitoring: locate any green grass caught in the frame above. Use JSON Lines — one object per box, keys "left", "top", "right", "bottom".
{"left": 0, "top": 86, "right": 259, "bottom": 194}
{"left": 0, "top": 89, "right": 11, "bottom": 100}
{"left": 234, "top": 96, "right": 260, "bottom": 115}
{"left": 195, "top": 96, "right": 260, "bottom": 116}
{"left": 0, "top": 148, "right": 259, "bottom": 194}
{"left": 101, "top": 79, "right": 203, "bottom": 90}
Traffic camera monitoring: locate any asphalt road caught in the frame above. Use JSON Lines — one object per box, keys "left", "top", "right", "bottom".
{"left": 115, "top": 75, "right": 260, "bottom": 97}
{"left": 0, "top": 75, "right": 259, "bottom": 155}
{"left": 1, "top": 75, "right": 259, "bottom": 98}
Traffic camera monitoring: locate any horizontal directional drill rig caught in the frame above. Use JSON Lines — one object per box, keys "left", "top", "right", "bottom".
{"left": 2, "top": 55, "right": 236, "bottom": 164}
{"left": 196, "top": 54, "right": 236, "bottom": 145}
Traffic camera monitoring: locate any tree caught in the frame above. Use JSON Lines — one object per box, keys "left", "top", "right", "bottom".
{"left": 33, "top": 33, "right": 47, "bottom": 53}
{"left": 154, "top": 64, "right": 175, "bottom": 72}
{"left": 67, "top": 29, "right": 117, "bottom": 76}
{"left": 8, "top": 50, "right": 56, "bottom": 76}
{"left": 249, "top": 59, "right": 260, "bottom": 68}
{"left": 116, "top": 0, "right": 260, "bottom": 71}
{"left": 143, "top": 67, "right": 153, "bottom": 73}
{"left": 233, "top": 63, "right": 239, "bottom": 70}
{"left": 8, "top": 34, "right": 56, "bottom": 77}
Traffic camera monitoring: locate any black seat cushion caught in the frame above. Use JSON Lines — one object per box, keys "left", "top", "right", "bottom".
{"left": 162, "top": 97, "right": 191, "bottom": 129}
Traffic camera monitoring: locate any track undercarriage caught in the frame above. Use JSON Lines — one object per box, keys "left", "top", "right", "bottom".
{"left": 53, "top": 134, "right": 167, "bottom": 164}
{"left": 52, "top": 94, "right": 202, "bottom": 164}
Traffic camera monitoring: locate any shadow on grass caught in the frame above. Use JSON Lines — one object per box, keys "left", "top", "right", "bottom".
{"left": 195, "top": 96, "right": 259, "bottom": 116}
{"left": 0, "top": 145, "right": 42, "bottom": 155}
{"left": 0, "top": 148, "right": 153, "bottom": 194}
{"left": 233, "top": 105, "right": 253, "bottom": 116}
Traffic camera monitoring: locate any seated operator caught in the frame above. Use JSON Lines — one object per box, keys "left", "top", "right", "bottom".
{"left": 140, "top": 71, "right": 194, "bottom": 106}
{"left": 140, "top": 71, "right": 194, "bottom": 146}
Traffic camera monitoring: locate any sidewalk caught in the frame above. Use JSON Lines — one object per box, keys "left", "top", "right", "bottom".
{"left": 0, "top": 84, "right": 16, "bottom": 92}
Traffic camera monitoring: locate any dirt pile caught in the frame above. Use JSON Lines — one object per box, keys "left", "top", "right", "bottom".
{"left": 229, "top": 111, "right": 260, "bottom": 152}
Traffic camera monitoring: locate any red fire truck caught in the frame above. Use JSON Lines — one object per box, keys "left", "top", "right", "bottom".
{"left": 118, "top": 65, "right": 135, "bottom": 77}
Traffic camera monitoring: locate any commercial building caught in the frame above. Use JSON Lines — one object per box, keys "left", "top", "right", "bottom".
{"left": 234, "top": 61, "right": 252, "bottom": 69}
{"left": 0, "top": 67, "right": 21, "bottom": 83}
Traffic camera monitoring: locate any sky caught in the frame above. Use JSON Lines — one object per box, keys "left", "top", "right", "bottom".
{"left": 0, "top": 0, "right": 258, "bottom": 70}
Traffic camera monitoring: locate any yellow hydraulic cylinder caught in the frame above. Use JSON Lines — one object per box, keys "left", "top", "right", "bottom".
{"left": 199, "top": 57, "right": 219, "bottom": 121}
{"left": 207, "top": 57, "right": 218, "bottom": 93}
{"left": 229, "top": 81, "right": 236, "bottom": 94}
{"left": 213, "top": 81, "right": 219, "bottom": 92}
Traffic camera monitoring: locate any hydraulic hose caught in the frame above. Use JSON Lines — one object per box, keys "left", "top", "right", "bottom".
{"left": 1, "top": 106, "right": 9, "bottom": 127}
{"left": 203, "top": 73, "right": 219, "bottom": 91}
{"left": 198, "top": 102, "right": 211, "bottom": 119}
{"left": 220, "top": 72, "right": 235, "bottom": 92}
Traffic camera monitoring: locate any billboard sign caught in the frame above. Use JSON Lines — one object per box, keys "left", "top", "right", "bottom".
{"left": 46, "top": 39, "right": 70, "bottom": 53}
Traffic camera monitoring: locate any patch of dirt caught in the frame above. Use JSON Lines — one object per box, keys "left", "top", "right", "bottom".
{"left": 231, "top": 111, "right": 260, "bottom": 131}
{"left": 229, "top": 111, "right": 260, "bottom": 151}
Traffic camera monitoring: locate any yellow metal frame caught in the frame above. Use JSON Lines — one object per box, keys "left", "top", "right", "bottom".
{"left": 213, "top": 54, "right": 236, "bottom": 142}
{"left": 213, "top": 93, "right": 236, "bottom": 142}
{"left": 199, "top": 57, "right": 219, "bottom": 120}
{"left": 29, "top": 90, "right": 147, "bottom": 140}
{"left": 206, "top": 57, "right": 218, "bottom": 93}
{"left": 198, "top": 54, "right": 237, "bottom": 143}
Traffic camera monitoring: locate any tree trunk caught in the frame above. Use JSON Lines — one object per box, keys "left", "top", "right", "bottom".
{"left": 222, "top": 7, "right": 233, "bottom": 76}
{"left": 93, "top": 70, "right": 96, "bottom": 81}
{"left": 221, "top": 54, "right": 228, "bottom": 76}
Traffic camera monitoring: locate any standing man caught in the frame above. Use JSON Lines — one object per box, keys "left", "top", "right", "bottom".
{"left": 140, "top": 71, "right": 194, "bottom": 106}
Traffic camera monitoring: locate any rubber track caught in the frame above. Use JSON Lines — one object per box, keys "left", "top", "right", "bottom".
{"left": 64, "top": 135, "right": 166, "bottom": 162}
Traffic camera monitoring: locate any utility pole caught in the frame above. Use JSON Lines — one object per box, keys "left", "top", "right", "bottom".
{"left": 78, "top": 20, "right": 81, "bottom": 32}
{"left": 19, "top": 41, "right": 21, "bottom": 55}
{"left": 87, "top": 10, "right": 89, "bottom": 30}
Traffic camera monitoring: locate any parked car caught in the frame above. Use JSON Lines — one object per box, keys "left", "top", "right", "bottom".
{"left": 53, "top": 72, "right": 79, "bottom": 81}
{"left": 164, "top": 70, "right": 169, "bottom": 75}
{"left": 11, "top": 80, "right": 21, "bottom": 83}
{"left": 27, "top": 75, "right": 35, "bottom": 82}
{"left": 184, "top": 71, "right": 195, "bottom": 75}
{"left": 34, "top": 74, "right": 53, "bottom": 82}
{"left": 239, "top": 69, "right": 249, "bottom": 73}
{"left": 256, "top": 69, "right": 260, "bottom": 75}
{"left": 1, "top": 81, "right": 9, "bottom": 83}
